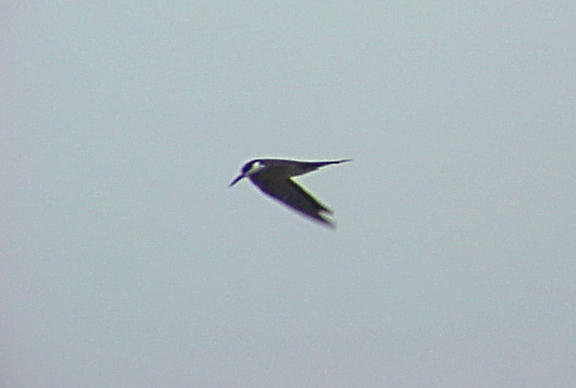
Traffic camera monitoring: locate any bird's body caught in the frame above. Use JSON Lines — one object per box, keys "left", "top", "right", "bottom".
{"left": 230, "top": 158, "right": 350, "bottom": 226}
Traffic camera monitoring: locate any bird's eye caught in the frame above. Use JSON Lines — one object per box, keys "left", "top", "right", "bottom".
{"left": 242, "top": 162, "right": 255, "bottom": 173}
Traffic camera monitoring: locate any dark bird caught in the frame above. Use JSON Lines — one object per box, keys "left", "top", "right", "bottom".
{"left": 229, "top": 158, "right": 350, "bottom": 226}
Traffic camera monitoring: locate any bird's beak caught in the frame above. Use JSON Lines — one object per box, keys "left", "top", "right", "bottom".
{"left": 229, "top": 174, "right": 245, "bottom": 187}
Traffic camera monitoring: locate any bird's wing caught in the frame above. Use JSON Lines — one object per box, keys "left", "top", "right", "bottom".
{"left": 251, "top": 177, "right": 334, "bottom": 226}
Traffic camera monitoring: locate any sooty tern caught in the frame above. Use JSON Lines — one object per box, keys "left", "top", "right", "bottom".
{"left": 229, "top": 158, "right": 350, "bottom": 226}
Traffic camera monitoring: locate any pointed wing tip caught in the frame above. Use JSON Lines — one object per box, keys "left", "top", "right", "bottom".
{"left": 323, "top": 220, "right": 337, "bottom": 229}
{"left": 313, "top": 217, "right": 336, "bottom": 228}
{"left": 316, "top": 210, "right": 336, "bottom": 228}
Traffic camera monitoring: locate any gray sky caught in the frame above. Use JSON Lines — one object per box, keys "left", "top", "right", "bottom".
{"left": 3, "top": 2, "right": 576, "bottom": 387}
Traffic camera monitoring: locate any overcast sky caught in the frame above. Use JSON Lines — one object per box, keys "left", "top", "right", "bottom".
{"left": 3, "top": 2, "right": 576, "bottom": 387}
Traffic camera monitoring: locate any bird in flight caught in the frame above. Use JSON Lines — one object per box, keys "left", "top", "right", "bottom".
{"left": 229, "top": 158, "right": 350, "bottom": 226}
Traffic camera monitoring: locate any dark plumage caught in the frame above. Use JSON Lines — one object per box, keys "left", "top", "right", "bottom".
{"left": 230, "top": 158, "right": 350, "bottom": 226}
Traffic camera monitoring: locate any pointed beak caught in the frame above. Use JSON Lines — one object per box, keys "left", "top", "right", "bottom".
{"left": 229, "top": 174, "right": 245, "bottom": 187}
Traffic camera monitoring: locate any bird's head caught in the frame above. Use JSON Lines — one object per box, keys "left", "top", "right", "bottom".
{"left": 229, "top": 160, "right": 265, "bottom": 186}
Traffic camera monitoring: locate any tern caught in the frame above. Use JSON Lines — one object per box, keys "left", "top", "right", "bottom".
{"left": 229, "top": 158, "right": 350, "bottom": 226}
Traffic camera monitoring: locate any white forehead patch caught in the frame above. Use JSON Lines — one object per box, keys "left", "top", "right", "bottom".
{"left": 246, "top": 161, "right": 265, "bottom": 176}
